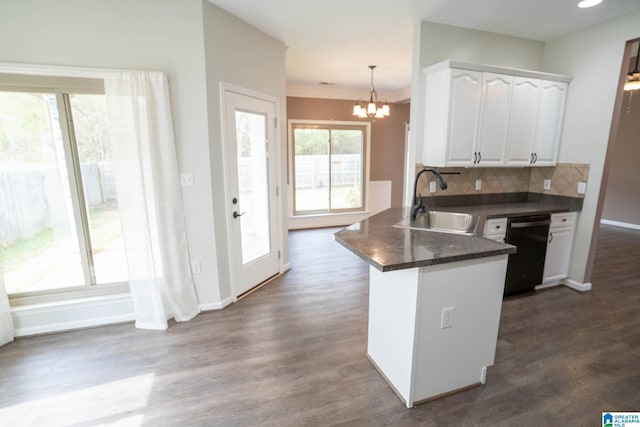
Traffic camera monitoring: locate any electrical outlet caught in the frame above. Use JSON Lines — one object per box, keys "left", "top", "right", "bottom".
{"left": 475, "top": 179, "right": 482, "bottom": 191}
{"left": 441, "top": 307, "right": 455, "bottom": 329}
{"left": 577, "top": 181, "right": 587, "bottom": 194}
{"left": 180, "top": 173, "right": 194, "bottom": 187}
{"left": 429, "top": 181, "right": 436, "bottom": 193}
{"left": 191, "top": 261, "right": 201, "bottom": 274}
{"left": 543, "top": 179, "right": 551, "bottom": 190}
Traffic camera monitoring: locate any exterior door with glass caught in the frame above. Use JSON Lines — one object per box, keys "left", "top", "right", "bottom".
{"left": 223, "top": 89, "right": 280, "bottom": 297}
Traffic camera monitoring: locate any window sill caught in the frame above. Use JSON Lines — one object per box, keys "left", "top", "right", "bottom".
{"left": 288, "top": 210, "right": 372, "bottom": 230}
{"left": 9, "top": 283, "right": 130, "bottom": 307}
{"left": 291, "top": 210, "right": 369, "bottom": 219}
{"left": 10, "top": 291, "right": 134, "bottom": 337}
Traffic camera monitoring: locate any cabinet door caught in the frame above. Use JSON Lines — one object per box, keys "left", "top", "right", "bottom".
{"left": 445, "top": 69, "right": 482, "bottom": 166}
{"left": 543, "top": 227, "right": 574, "bottom": 283}
{"left": 506, "top": 77, "right": 541, "bottom": 166}
{"left": 532, "top": 81, "right": 567, "bottom": 166}
{"left": 477, "top": 73, "right": 512, "bottom": 166}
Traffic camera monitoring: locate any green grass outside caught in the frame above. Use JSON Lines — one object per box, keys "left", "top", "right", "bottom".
{"left": 0, "top": 205, "right": 123, "bottom": 269}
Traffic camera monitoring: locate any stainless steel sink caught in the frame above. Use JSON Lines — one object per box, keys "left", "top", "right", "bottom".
{"left": 394, "top": 211, "right": 479, "bottom": 235}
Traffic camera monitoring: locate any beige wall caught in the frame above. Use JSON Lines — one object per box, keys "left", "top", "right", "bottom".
{"left": 602, "top": 89, "right": 640, "bottom": 226}
{"left": 287, "top": 97, "right": 410, "bottom": 207}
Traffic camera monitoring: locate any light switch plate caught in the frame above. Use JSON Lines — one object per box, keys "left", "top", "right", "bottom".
{"left": 475, "top": 179, "right": 482, "bottom": 191}
{"left": 441, "top": 307, "right": 455, "bottom": 329}
{"left": 543, "top": 179, "right": 551, "bottom": 190}
{"left": 429, "top": 181, "right": 436, "bottom": 193}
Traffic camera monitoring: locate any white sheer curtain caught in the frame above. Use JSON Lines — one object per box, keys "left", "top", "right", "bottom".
{"left": 0, "top": 264, "right": 14, "bottom": 347}
{"left": 104, "top": 71, "right": 200, "bottom": 330}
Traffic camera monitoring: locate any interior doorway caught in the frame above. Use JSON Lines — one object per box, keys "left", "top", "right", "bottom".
{"left": 586, "top": 37, "right": 640, "bottom": 281}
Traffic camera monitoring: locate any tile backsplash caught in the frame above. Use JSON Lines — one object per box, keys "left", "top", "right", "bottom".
{"left": 416, "top": 163, "right": 589, "bottom": 198}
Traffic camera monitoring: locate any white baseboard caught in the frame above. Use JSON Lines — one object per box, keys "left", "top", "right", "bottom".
{"left": 600, "top": 219, "right": 640, "bottom": 231}
{"left": 535, "top": 281, "right": 561, "bottom": 290}
{"left": 563, "top": 279, "right": 592, "bottom": 292}
{"left": 12, "top": 293, "right": 134, "bottom": 337}
{"left": 282, "top": 263, "right": 291, "bottom": 273}
{"left": 199, "top": 296, "right": 234, "bottom": 311}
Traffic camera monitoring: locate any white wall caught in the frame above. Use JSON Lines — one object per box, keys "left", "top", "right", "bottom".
{"left": 407, "top": 21, "right": 545, "bottom": 205}
{"left": 543, "top": 11, "right": 640, "bottom": 284}
{"left": 0, "top": 0, "right": 223, "bottom": 307}
{"left": 0, "top": 0, "right": 288, "bottom": 315}
{"left": 202, "top": 3, "right": 288, "bottom": 303}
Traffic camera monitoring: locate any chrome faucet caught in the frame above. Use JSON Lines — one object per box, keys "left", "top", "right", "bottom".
{"left": 411, "top": 168, "right": 460, "bottom": 219}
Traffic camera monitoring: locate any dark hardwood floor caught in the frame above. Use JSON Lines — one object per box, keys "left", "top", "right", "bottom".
{"left": 1, "top": 224, "right": 638, "bottom": 426}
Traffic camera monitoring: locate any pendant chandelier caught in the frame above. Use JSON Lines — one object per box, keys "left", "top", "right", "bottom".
{"left": 624, "top": 41, "right": 640, "bottom": 91}
{"left": 352, "top": 65, "right": 390, "bottom": 119}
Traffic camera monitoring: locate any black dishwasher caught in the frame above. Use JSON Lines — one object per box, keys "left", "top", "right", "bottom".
{"left": 504, "top": 214, "right": 551, "bottom": 296}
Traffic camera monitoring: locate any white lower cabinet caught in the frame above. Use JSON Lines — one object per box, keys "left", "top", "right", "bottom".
{"left": 542, "top": 212, "right": 577, "bottom": 284}
{"left": 483, "top": 217, "right": 507, "bottom": 242}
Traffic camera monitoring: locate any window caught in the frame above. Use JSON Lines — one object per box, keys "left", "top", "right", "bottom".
{"left": 290, "top": 122, "right": 368, "bottom": 215}
{"left": 0, "top": 79, "right": 128, "bottom": 297}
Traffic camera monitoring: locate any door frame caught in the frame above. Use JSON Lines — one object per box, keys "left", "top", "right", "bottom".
{"left": 219, "top": 82, "right": 284, "bottom": 301}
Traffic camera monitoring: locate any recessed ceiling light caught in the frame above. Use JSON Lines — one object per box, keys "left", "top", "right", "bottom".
{"left": 578, "top": 0, "right": 603, "bottom": 8}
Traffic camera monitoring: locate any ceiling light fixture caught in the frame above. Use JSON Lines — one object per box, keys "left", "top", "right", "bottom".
{"left": 352, "top": 65, "right": 390, "bottom": 119}
{"left": 577, "top": 0, "right": 603, "bottom": 8}
{"left": 624, "top": 41, "right": 640, "bottom": 91}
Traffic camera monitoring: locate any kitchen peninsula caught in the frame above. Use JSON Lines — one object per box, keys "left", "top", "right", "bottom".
{"left": 335, "top": 208, "right": 516, "bottom": 408}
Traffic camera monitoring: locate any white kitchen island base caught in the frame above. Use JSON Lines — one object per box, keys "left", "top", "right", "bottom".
{"left": 367, "top": 255, "right": 509, "bottom": 408}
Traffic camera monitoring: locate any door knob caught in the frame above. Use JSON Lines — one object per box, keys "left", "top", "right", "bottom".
{"left": 233, "top": 211, "right": 245, "bottom": 219}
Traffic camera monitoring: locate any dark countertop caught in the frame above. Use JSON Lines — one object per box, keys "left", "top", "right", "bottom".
{"left": 333, "top": 193, "right": 582, "bottom": 272}
{"left": 334, "top": 208, "right": 516, "bottom": 272}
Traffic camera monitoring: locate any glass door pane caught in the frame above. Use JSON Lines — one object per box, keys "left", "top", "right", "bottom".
{"left": 330, "top": 129, "right": 364, "bottom": 210}
{"left": 293, "top": 128, "right": 329, "bottom": 213}
{"left": 0, "top": 91, "right": 84, "bottom": 293}
{"left": 235, "top": 110, "right": 271, "bottom": 265}
{"left": 69, "top": 94, "right": 128, "bottom": 284}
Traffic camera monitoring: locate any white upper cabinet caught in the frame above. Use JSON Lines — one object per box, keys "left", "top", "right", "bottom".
{"left": 445, "top": 69, "right": 482, "bottom": 166}
{"left": 477, "top": 73, "right": 513, "bottom": 166}
{"left": 506, "top": 78, "right": 542, "bottom": 165}
{"left": 422, "top": 60, "right": 570, "bottom": 168}
{"left": 423, "top": 68, "right": 482, "bottom": 167}
{"left": 533, "top": 81, "right": 568, "bottom": 166}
